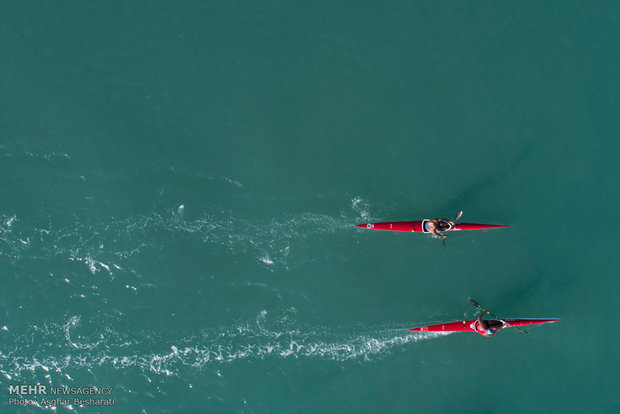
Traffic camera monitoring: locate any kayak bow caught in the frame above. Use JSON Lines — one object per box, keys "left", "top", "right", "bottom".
{"left": 355, "top": 220, "right": 508, "bottom": 232}
{"left": 409, "top": 318, "right": 560, "bottom": 332}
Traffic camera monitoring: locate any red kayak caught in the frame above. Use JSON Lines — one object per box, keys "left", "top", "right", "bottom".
{"left": 409, "top": 318, "right": 559, "bottom": 332}
{"left": 355, "top": 220, "right": 508, "bottom": 232}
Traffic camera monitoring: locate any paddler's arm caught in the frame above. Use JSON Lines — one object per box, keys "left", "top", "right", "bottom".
{"left": 430, "top": 220, "right": 447, "bottom": 238}
{"left": 438, "top": 219, "right": 452, "bottom": 238}
{"left": 431, "top": 228, "right": 447, "bottom": 238}
{"left": 475, "top": 311, "right": 488, "bottom": 336}
{"left": 496, "top": 320, "right": 508, "bottom": 334}
{"left": 488, "top": 323, "right": 505, "bottom": 337}
{"left": 487, "top": 320, "right": 507, "bottom": 336}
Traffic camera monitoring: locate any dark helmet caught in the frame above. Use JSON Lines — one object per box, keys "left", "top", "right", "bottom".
{"left": 436, "top": 221, "right": 451, "bottom": 231}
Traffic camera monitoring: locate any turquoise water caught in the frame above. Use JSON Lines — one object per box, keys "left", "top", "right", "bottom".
{"left": 1, "top": 2, "right": 619, "bottom": 413}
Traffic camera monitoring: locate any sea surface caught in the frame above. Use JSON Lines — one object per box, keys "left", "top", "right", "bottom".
{"left": 1, "top": 2, "right": 619, "bottom": 413}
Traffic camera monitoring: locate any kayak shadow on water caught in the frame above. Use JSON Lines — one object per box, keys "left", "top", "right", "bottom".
{"left": 482, "top": 271, "right": 572, "bottom": 314}
{"left": 445, "top": 143, "right": 534, "bottom": 213}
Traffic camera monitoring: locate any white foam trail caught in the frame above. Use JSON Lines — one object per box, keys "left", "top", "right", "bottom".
{"left": 4, "top": 214, "right": 17, "bottom": 228}
{"left": 0, "top": 315, "right": 450, "bottom": 382}
{"left": 0, "top": 198, "right": 378, "bottom": 271}
{"left": 259, "top": 254, "right": 274, "bottom": 265}
{"left": 351, "top": 196, "right": 371, "bottom": 221}
{"left": 222, "top": 176, "right": 243, "bottom": 188}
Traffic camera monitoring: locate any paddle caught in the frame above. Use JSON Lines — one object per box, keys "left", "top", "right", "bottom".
{"left": 469, "top": 298, "right": 528, "bottom": 334}
{"left": 454, "top": 210, "right": 463, "bottom": 222}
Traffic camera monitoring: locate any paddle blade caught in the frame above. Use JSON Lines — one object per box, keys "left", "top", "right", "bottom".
{"left": 469, "top": 298, "right": 481, "bottom": 308}
{"left": 455, "top": 210, "right": 463, "bottom": 222}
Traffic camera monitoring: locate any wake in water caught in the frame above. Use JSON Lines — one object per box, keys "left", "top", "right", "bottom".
{"left": 0, "top": 197, "right": 396, "bottom": 383}
{"left": 0, "top": 196, "right": 377, "bottom": 273}
{"left": 351, "top": 197, "right": 371, "bottom": 221}
{"left": 0, "top": 311, "right": 449, "bottom": 382}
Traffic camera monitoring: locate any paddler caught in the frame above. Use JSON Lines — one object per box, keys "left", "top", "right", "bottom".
{"left": 474, "top": 310, "right": 507, "bottom": 337}
{"left": 424, "top": 218, "right": 456, "bottom": 238}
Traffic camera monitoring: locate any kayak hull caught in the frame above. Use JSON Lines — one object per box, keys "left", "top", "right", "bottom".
{"left": 355, "top": 220, "right": 508, "bottom": 232}
{"left": 409, "top": 318, "right": 560, "bottom": 332}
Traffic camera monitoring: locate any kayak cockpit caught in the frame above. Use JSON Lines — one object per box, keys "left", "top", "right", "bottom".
{"left": 422, "top": 219, "right": 454, "bottom": 233}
